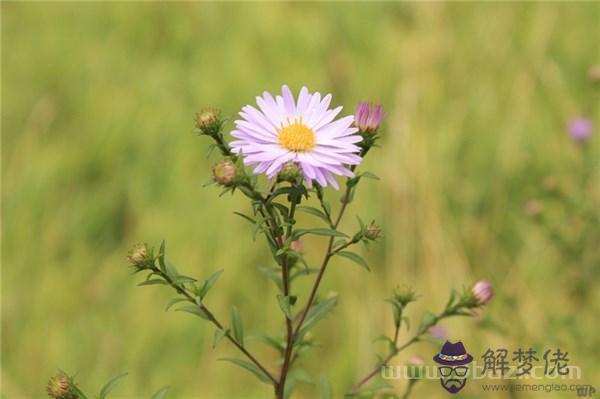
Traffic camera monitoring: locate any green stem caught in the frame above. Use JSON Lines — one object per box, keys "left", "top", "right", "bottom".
{"left": 276, "top": 191, "right": 300, "bottom": 399}
{"left": 151, "top": 266, "right": 278, "bottom": 386}
{"left": 348, "top": 311, "right": 450, "bottom": 395}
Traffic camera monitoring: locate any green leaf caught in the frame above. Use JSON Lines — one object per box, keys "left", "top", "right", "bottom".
{"left": 293, "top": 228, "right": 348, "bottom": 240}
{"left": 320, "top": 374, "right": 333, "bottom": 399}
{"left": 298, "top": 296, "right": 338, "bottom": 339}
{"left": 219, "top": 358, "right": 271, "bottom": 384}
{"left": 297, "top": 206, "right": 330, "bottom": 224}
{"left": 158, "top": 240, "right": 166, "bottom": 273}
{"left": 172, "top": 275, "right": 197, "bottom": 285}
{"left": 445, "top": 288, "right": 457, "bottom": 310}
{"left": 150, "top": 386, "right": 170, "bottom": 399}
{"left": 198, "top": 269, "right": 224, "bottom": 299}
{"left": 360, "top": 171, "right": 380, "bottom": 180}
{"left": 165, "top": 297, "right": 187, "bottom": 311}
{"left": 231, "top": 306, "right": 244, "bottom": 347}
{"left": 277, "top": 295, "right": 297, "bottom": 319}
{"left": 402, "top": 316, "right": 411, "bottom": 331}
{"left": 233, "top": 211, "right": 256, "bottom": 225}
{"left": 250, "top": 334, "right": 285, "bottom": 353}
{"left": 99, "top": 372, "right": 128, "bottom": 399}
{"left": 419, "top": 311, "right": 437, "bottom": 332}
{"left": 335, "top": 251, "right": 370, "bottom": 271}
{"left": 175, "top": 305, "right": 212, "bottom": 321}
{"left": 213, "top": 328, "right": 229, "bottom": 349}
{"left": 137, "top": 279, "right": 168, "bottom": 286}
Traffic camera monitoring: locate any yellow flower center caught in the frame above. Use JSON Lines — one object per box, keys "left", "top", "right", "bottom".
{"left": 278, "top": 120, "right": 316, "bottom": 152}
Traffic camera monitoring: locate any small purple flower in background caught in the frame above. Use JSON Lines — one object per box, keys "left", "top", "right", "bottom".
{"left": 428, "top": 325, "right": 448, "bottom": 340}
{"left": 230, "top": 85, "right": 363, "bottom": 189}
{"left": 567, "top": 117, "right": 593, "bottom": 143}
{"left": 354, "top": 102, "right": 384, "bottom": 134}
{"left": 472, "top": 280, "right": 494, "bottom": 306}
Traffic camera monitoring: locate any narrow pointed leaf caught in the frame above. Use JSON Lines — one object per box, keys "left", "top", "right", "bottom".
{"left": 213, "top": 328, "right": 229, "bottom": 349}
{"left": 175, "top": 305, "right": 212, "bottom": 321}
{"left": 150, "top": 386, "right": 170, "bottom": 399}
{"left": 219, "top": 358, "right": 271, "bottom": 384}
{"left": 231, "top": 306, "right": 244, "bottom": 347}
{"left": 335, "top": 251, "right": 370, "bottom": 271}
{"left": 165, "top": 297, "right": 187, "bottom": 311}
{"left": 99, "top": 372, "right": 128, "bottom": 399}
{"left": 138, "top": 279, "right": 168, "bottom": 287}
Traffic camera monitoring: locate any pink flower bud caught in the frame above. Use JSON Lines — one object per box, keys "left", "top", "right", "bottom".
{"left": 472, "top": 280, "right": 494, "bottom": 306}
{"left": 212, "top": 159, "right": 238, "bottom": 186}
{"left": 354, "top": 102, "right": 384, "bottom": 133}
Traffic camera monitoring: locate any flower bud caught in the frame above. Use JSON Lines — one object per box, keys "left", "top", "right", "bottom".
{"left": 127, "top": 243, "right": 148, "bottom": 266}
{"left": 277, "top": 162, "right": 302, "bottom": 184}
{"left": 365, "top": 221, "right": 382, "bottom": 240}
{"left": 212, "top": 159, "right": 238, "bottom": 186}
{"left": 289, "top": 239, "right": 303, "bottom": 254}
{"left": 524, "top": 199, "right": 543, "bottom": 217}
{"left": 472, "top": 280, "right": 493, "bottom": 306}
{"left": 587, "top": 64, "right": 600, "bottom": 82}
{"left": 391, "top": 286, "right": 417, "bottom": 308}
{"left": 47, "top": 374, "right": 74, "bottom": 399}
{"left": 567, "top": 117, "right": 593, "bottom": 143}
{"left": 195, "top": 108, "right": 222, "bottom": 135}
{"left": 354, "top": 102, "right": 384, "bottom": 134}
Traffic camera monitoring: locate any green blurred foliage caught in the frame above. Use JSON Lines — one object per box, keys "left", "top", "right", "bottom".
{"left": 2, "top": 2, "right": 599, "bottom": 398}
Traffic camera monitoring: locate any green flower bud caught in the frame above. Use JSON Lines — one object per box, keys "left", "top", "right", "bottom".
{"left": 277, "top": 162, "right": 302, "bottom": 184}
{"left": 212, "top": 159, "right": 238, "bottom": 186}
{"left": 195, "top": 108, "right": 222, "bottom": 135}
{"left": 365, "top": 221, "right": 382, "bottom": 240}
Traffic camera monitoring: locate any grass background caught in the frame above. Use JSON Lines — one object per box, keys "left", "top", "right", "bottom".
{"left": 2, "top": 2, "right": 599, "bottom": 398}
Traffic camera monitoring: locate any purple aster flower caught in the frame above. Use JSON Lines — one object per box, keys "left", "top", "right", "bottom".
{"left": 230, "top": 85, "right": 363, "bottom": 189}
{"left": 354, "top": 102, "right": 384, "bottom": 133}
{"left": 567, "top": 117, "right": 593, "bottom": 143}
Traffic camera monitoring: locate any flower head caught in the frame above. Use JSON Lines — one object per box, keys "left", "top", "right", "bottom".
{"left": 354, "top": 102, "right": 384, "bottom": 133}
{"left": 567, "top": 117, "right": 593, "bottom": 143}
{"left": 229, "top": 85, "right": 363, "bottom": 189}
{"left": 471, "top": 280, "right": 494, "bottom": 306}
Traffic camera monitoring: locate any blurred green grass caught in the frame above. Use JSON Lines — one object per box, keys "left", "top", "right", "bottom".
{"left": 2, "top": 2, "right": 599, "bottom": 398}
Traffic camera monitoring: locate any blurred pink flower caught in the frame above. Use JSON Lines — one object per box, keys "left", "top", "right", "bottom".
{"left": 567, "top": 117, "right": 593, "bottom": 143}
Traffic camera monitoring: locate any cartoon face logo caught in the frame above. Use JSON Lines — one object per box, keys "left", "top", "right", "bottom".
{"left": 433, "top": 341, "right": 473, "bottom": 394}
